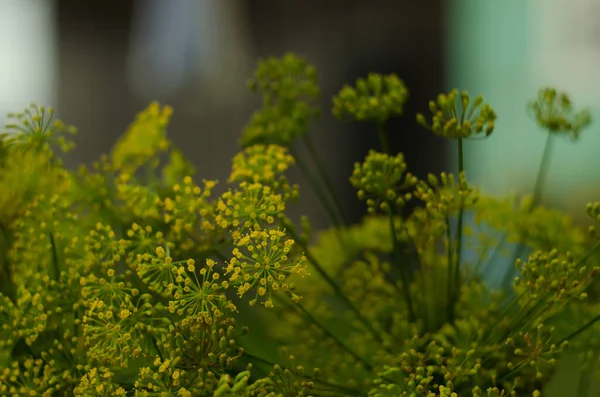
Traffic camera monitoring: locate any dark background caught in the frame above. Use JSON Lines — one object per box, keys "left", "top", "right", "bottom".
{"left": 56, "top": 0, "right": 447, "bottom": 229}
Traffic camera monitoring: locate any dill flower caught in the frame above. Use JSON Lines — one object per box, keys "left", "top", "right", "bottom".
{"left": 169, "top": 258, "right": 237, "bottom": 318}
{"left": 125, "top": 223, "right": 166, "bottom": 260}
{"left": 158, "top": 176, "right": 218, "bottom": 254}
{"left": 241, "top": 53, "right": 320, "bottom": 147}
{"left": 134, "top": 245, "right": 179, "bottom": 298}
{"left": 0, "top": 357, "right": 57, "bottom": 396}
{"left": 4, "top": 103, "right": 77, "bottom": 152}
{"left": 2, "top": 51, "right": 600, "bottom": 397}
{"left": 229, "top": 144, "right": 299, "bottom": 202}
{"left": 333, "top": 73, "right": 409, "bottom": 124}
{"left": 227, "top": 228, "right": 308, "bottom": 307}
{"left": 215, "top": 182, "right": 286, "bottom": 238}
{"left": 586, "top": 200, "right": 600, "bottom": 237}
{"left": 111, "top": 101, "right": 172, "bottom": 173}
{"left": 158, "top": 315, "right": 244, "bottom": 376}
{"left": 414, "top": 172, "right": 479, "bottom": 217}
{"left": 115, "top": 173, "right": 161, "bottom": 220}
{"left": 514, "top": 249, "right": 597, "bottom": 302}
{"left": 416, "top": 89, "right": 496, "bottom": 139}
{"left": 74, "top": 367, "right": 127, "bottom": 396}
{"left": 262, "top": 356, "right": 316, "bottom": 396}
{"left": 0, "top": 284, "right": 50, "bottom": 349}
{"left": 350, "top": 150, "right": 416, "bottom": 214}
{"left": 82, "top": 293, "right": 169, "bottom": 367}
{"left": 80, "top": 223, "right": 129, "bottom": 270}
{"left": 528, "top": 88, "right": 591, "bottom": 139}
{"left": 0, "top": 144, "right": 69, "bottom": 226}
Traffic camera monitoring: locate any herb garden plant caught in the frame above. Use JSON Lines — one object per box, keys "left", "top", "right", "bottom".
{"left": 1, "top": 53, "right": 600, "bottom": 396}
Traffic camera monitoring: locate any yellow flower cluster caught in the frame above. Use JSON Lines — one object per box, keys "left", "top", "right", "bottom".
{"left": 1, "top": 53, "right": 600, "bottom": 397}
{"left": 215, "top": 182, "right": 286, "bottom": 238}
{"left": 228, "top": 228, "right": 308, "bottom": 308}
{"left": 111, "top": 101, "right": 172, "bottom": 173}
{"left": 229, "top": 144, "right": 299, "bottom": 202}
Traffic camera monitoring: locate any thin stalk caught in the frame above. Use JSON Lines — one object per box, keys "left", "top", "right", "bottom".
{"left": 532, "top": 133, "right": 554, "bottom": 207}
{"left": 577, "top": 358, "right": 592, "bottom": 397}
{"left": 510, "top": 304, "right": 551, "bottom": 339}
{"left": 242, "top": 351, "right": 364, "bottom": 396}
{"left": 481, "top": 234, "right": 508, "bottom": 278}
{"left": 445, "top": 215, "right": 454, "bottom": 323}
{"left": 377, "top": 123, "right": 390, "bottom": 154}
{"left": 577, "top": 240, "right": 600, "bottom": 268}
{"left": 49, "top": 232, "right": 60, "bottom": 281}
{"left": 302, "top": 134, "right": 346, "bottom": 227}
{"left": 469, "top": 246, "right": 489, "bottom": 282}
{"left": 275, "top": 294, "right": 373, "bottom": 371}
{"left": 292, "top": 147, "right": 343, "bottom": 228}
{"left": 454, "top": 138, "right": 465, "bottom": 307}
{"left": 502, "top": 298, "right": 538, "bottom": 336}
{"left": 502, "top": 134, "right": 555, "bottom": 288}
{"left": 151, "top": 335, "right": 163, "bottom": 361}
{"left": 281, "top": 218, "right": 387, "bottom": 347}
{"left": 388, "top": 206, "right": 416, "bottom": 322}
{"left": 0, "top": 223, "right": 15, "bottom": 303}
{"left": 481, "top": 291, "right": 526, "bottom": 343}
{"left": 498, "top": 361, "right": 526, "bottom": 384}
{"left": 558, "top": 312, "right": 600, "bottom": 346}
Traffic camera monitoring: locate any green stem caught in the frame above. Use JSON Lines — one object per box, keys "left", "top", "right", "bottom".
{"left": 275, "top": 295, "right": 373, "bottom": 371}
{"left": 445, "top": 215, "right": 454, "bottom": 324}
{"left": 0, "top": 223, "right": 15, "bottom": 303}
{"left": 481, "top": 234, "right": 508, "bottom": 278}
{"left": 469, "top": 245, "right": 490, "bottom": 283}
{"left": 49, "top": 232, "right": 61, "bottom": 282}
{"left": 388, "top": 206, "right": 416, "bottom": 322}
{"left": 281, "top": 218, "right": 387, "bottom": 347}
{"left": 292, "top": 147, "right": 343, "bottom": 228}
{"left": 242, "top": 351, "right": 364, "bottom": 396}
{"left": 502, "top": 134, "right": 555, "bottom": 287}
{"left": 577, "top": 357, "right": 592, "bottom": 397}
{"left": 558, "top": 312, "right": 600, "bottom": 346}
{"left": 532, "top": 133, "right": 554, "bottom": 207}
{"left": 481, "top": 291, "right": 526, "bottom": 343}
{"left": 578, "top": 240, "right": 600, "bottom": 270}
{"left": 451, "top": 138, "right": 465, "bottom": 322}
{"left": 377, "top": 123, "right": 390, "bottom": 154}
{"left": 302, "top": 134, "right": 346, "bottom": 227}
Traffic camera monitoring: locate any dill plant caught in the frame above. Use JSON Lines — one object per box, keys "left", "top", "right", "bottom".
{"left": 0, "top": 53, "right": 599, "bottom": 396}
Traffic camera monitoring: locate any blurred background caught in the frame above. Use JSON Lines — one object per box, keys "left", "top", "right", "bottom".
{"left": 0, "top": 0, "right": 600, "bottom": 395}
{"left": 0, "top": 0, "right": 599, "bottom": 229}
{"left": 1, "top": 0, "right": 600, "bottom": 393}
{"left": 0, "top": 0, "right": 447, "bottom": 231}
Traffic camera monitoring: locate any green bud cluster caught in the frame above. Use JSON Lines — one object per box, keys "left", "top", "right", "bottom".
{"left": 350, "top": 150, "right": 416, "bottom": 214}
{"left": 528, "top": 88, "right": 591, "bottom": 139}
{"left": 4, "top": 103, "right": 77, "bottom": 152}
{"left": 414, "top": 172, "right": 479, "bottom": 216}
{"left": 241, "top": 53, "right": 320, "bottom": 147}
{"left": 416, "top": 89, "right": 496, "bottom": 139}
{"left": 332, "top": 73, "right": 409, "bottom": 123}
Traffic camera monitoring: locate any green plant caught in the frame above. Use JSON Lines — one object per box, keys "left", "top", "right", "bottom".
{"left": 0, "top": 53, "right": 599, "bottom": 396}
